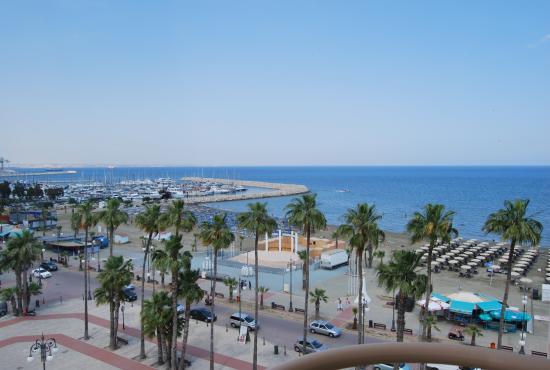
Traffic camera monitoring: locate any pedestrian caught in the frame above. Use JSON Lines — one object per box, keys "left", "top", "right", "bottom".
{"left": 345, "top": 296, "right": 350, "bottom": 306}
{"left": 336, "top": 297, "right": 343, "bottom": 311}
{"left": 248, "top": 280, "right": 252, "bottom": 290}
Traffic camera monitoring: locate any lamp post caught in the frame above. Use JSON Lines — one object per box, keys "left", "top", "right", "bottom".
{"left": 121, "top": 303, "right": 125, "bottom": 330}
{"left": 27, "top": 333, "right": 58, "bottom": 370}
{"left": 288, "top": 259, "right": 294, "bottom": 312}
{"left": 519, "top": 294, "right": 528, "bottom": 354}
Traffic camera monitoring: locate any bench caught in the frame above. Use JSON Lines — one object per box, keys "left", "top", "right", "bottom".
{"left": 214, "top": 292, "right": 225, "bottom": 299}
{"left": 271, "top": 302, "right": 285, "bottom": 311}
{"left": 293, "top": 307, "right": 305, "bottom": 314}
{"left": 116, "top": 336, "right": 129, "bottom": 345}
{"left": 501, "top": 345, "right": 513, "bottom": 352}
{"left": 403, "top": 328, "right": 413, "bottom": 336}
{"left": 373, "top": 323, "right": 386, "bottom": 330}
{"left": 531, "top": 350, "right": 547, "bottom": 358}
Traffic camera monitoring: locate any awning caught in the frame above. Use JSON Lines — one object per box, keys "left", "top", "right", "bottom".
{"left": 432, "top": 293, "right": 450, "bottom": 303}
{"left": 476, "top": 300, "right": 502, "bottom": 312}
{"left": 490, "top": 310, "right": 531, "bottom": 322}
{"left": 478, "top": 313, "right": 492, "bottom": 321}
{"left": 449, "top": 300, "right": 475, "bottom": 315}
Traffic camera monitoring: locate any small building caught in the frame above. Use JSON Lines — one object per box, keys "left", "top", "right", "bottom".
{"left": 114, "top": 233, "right": 129, "bottom": 244}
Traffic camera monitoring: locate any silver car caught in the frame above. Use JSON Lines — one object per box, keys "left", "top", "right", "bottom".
{"left": 309, "top": 320, "right": 342, "bottom": 337}
{"left": 229, "top": 312, "right": 258, "bottom": 331}
{"left": 293, "top": 338, "right": 327, "bottom": 354}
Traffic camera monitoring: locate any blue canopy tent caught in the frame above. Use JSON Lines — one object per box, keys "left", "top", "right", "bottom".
{"left": 432, "top": 293, "right": 450, "bottom": 303}
{"left": 490, "top": 310, "right": 531, "bottom": 323}
{"left": 448, "top": 300, "right": 475, "bottom": 324}
{"left": 476, "top": 300, "right": 502, "bottom": 313}
{"left": 478, "top": 313, "right": 492, "bottom": 322}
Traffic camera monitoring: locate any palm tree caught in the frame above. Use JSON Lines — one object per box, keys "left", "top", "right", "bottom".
{"left": 285, "top": 194, "right": 327, "bottom": 353}
{"left": 309, "top": 288, "right": 329, "bottom": 320}
{"left": 258, "top": 286, "right": 269, "bottom": 309}
{"left": 152, "top": 248, "right": 169, "bottom": 290}
{"left": 74, "top": 200, "right": 98, "bottom": 340}
{"left": 26, "top": 282, "right": 42, "bottom": 307}
{"left": 237, "top": 202, "right": 277, "bottom": 370}
{"left": 483, "top": 199, "right": 542, "bottom": 349}
{"left": 161, "top": 200, "right": 197, "bottom": 370}
{"left": 407, "top": 204, "right": 457, "bottom": 341}
{"left": 97, "top": 198, "right": 129, "bottom": 257}
{"left": 94, "top": 256, "right": 133, "bottom": 350}
{"left": 337, "top": 203, "right": 382, "bottom": 345}
{"left": 464, "top": 324, "right": 483, "bottom": 346}
{"left": 177, "top": 251, "right": 203, "bottom": 370}
{"left": 297, "top": 250, "right": 307, "bottom": 290}
{"left": 424, "top": 314, "right": 440, "bottom": 342}
{"left": 377, "top": 250, "right": 427, "bottom": 343}
{"left": 40, "top": 204, "right": 50, "bottom": 236}
{"left": 373, "top": 250, "right": 385, "bottom": 266}
{"left": 135, "top": 204, "right": 163, "bottom": 359}
{"left": 199, "top": 213, "right": 234, "bottom": 370}
{"left": 142, "top": 291, "right": 172, "bottom": 365}
{"left": 0, "top": 287, "right": 18, "bottom": 314}
{"left": 70, "top": 211, "right": 81, "bottom": 238}
{"left": 223, "top": 277, "right": 238, "bottom": 302}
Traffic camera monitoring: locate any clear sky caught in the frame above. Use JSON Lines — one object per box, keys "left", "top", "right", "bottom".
{"left": 1, "top": 1, "right": 549, "bottom": 166}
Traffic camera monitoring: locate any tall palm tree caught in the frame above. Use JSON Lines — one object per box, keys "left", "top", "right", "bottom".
{"left": 161, "top": 200, "right": 196, "bottom": 370}
{"left": 424, "top": 314, "right": 440, "bottom": 342}
{"left": 285, "top": 194, "right": 327, "bottom": 353}
{"left": 97, "top": 198, "right": 128, "bottom": 257}
{"left": 177, "top": 251, "right": 203, "bottom": 370}
{"left": 94, "top": 256, "right": 133, "bottom": 350}
{"left": 199, "top": 213, "right": 234, "bottom": 370}
{"left": 74, "top": 200, "right": 98, "bottom": 340}
{"left": 70, "top": 210, "right": 81, "bottom": 238}
{"left": 258, "top": 286, "right": 269, "bottom": 309}
{"left": 135, "top": 204, "right": 163, "bottom": 359}
{"left": 406, "top": 203, "right": 457, "bottom": 340}
{"left": 142, "top": 291, "right": 172, "bottom": 365}
{"left": 152, "top": 248, "right": 170, "bottom": 289}
{"left": 377, "top": 250, "right": 427, "bottom": 343}
{"left": 373, "top": 250, "right": 385, "bottom": 266}
{"left": 309, "top": 288, "right": 329, "bottom": 320}
{"left": 365, "top": 224, "right": 385, "bottom": 269}
{"left": 237, "top": 203, "right": 277, "bottom": 370}
{"left": 483, "top": 199, "right": 542, "bottom": 349}
{"left": 336, "top": 203, "right": 382, "bottom": 344}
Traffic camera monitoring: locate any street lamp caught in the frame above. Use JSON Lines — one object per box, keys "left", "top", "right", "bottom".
{"left": 121, "top": 303, "right": 125, "bottom": 330}
{"left": 288, "top": 259, "right": 294, "bottom": 312}
{"left": 519, "top": 294, "right": 528, "bottom": 354}
{"left": 27, "top": 333, "right": 58, "bottom": 370}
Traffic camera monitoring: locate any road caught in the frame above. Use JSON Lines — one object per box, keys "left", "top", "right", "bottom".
{"left": 30, "top": 265, "right": 384, "bottom": 352}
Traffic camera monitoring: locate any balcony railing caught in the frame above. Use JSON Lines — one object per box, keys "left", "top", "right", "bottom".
{"left": 270, "top": 343, "right": 549, "bottom": 370}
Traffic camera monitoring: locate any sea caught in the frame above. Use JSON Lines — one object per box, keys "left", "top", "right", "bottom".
{"left": 8, "top": 166, "right": 550, "bottom": 245}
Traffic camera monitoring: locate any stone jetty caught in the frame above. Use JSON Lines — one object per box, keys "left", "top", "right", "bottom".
{"left": 181, "top": 177, "right": 309, "bottom": 203}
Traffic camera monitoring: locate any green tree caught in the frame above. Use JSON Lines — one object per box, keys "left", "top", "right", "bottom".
{"left": 309, "top": 288, "right": 329, "bottom": 320}
{"left": 0, "top": 181, "right": 11, "bottom": 199}
{"left": 152, "top": 247, "right": 169, "bottom": 290}
{"left": 177, "top": 252, "right": 203, "bottom": 370}
{"left": 0, "top": 287, "right": 18, "bottom": 314}
{"left": 142, "top": 291, "right": 173, "bottom": 365}
{"left": 70, "top": 210, "right": 81, "bottom": 239}
{"left": 135, "top": 204, "right": 163, "bottom": 359}
{"left": 223, "top": 277, "right": 238, "bottom": 302}
{"left": 258, "top": 286, "right": 269, "bottom": 309}
{"left": 285, "top": 194, "right": 327, "bottom": 353}
{"left": 373, "top": 250, "right": 385, "bottom": 266}
{"left": 464, "top": 324, "right": 483, "bottom": 346}
{"left": 483, "top": 199, "right": 542, "bottom": 349}
{"left": 40, "top": 204, "right": 50, "bottom": 236}
{"left": 424, "top": 314, "right": 440, "bottom": 342}
{"left": 377, "top": 250, "right": 427, "bottom": 344}
{"left": 26, "top": 282, "right": 42, "bottom": 307}
{"left": 337, "top": 203, "right": 383, "bottom": 344}
{"left": 237, "top": 203, "right": 277, "bottom": 370}
{"left": 407, "top": 204, "right": 457, "bottom": 341}
{"left": 161, "top": 200, "right": 196, "bottom": 370}
{"left": 94, "top": 256, "right": 133, "bottom": 349}
{"left": 200, "top": 213, "right": 234, "bottom": 370}
{"left": 97, "top": 198, "right": 129, "bottom": 257}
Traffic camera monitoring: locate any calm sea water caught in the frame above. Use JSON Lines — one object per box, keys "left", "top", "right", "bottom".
{"left": 10, "top": 166, "right": 550, "bottom": 244}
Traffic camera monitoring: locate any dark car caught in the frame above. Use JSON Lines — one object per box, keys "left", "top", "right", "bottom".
{"left": 122, "top": 285, "right": 137, "bottom": 302}
{"left": 40, "top": 261, "right": 58, "bottom": 271}
{"left": 189, "top": 307, "right": 216, "bottom": 323}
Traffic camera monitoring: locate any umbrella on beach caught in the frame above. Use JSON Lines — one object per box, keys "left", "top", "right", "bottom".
{"left": 461, "top": 265, "right": 471, "bottom": 271}
{"left": 449, "top": 260, "right": 458, "bottom": 265}
{"left": 511, "top": 272, "right": 520, "bottom": 277}
{"left": 455, "top": 256, "right": 465, "bottom": 262}
{"left": 519, "top": 277, "right": 533, "bottom": 284}
{"left": 436, "top": 258, "right": 446, "bottom": 263}
{"left": 467, "top": 261, "right": 478, "bottom": 267}
{"left": 512, "top": 267, "right": 524, "bottom": 272}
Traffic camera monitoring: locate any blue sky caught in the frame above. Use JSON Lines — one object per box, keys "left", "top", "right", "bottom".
{"left": 1, "top": 1, "right": 549, "bottom": 166}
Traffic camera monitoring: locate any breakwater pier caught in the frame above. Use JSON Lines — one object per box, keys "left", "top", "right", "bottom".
{"left": 181, "top": 177, "right": 309, "bottom": 203}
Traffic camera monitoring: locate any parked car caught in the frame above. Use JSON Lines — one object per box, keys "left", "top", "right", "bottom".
{"left": 309, "top": 320, "right": 342, "bottom": 337}
{"left": 0, "top": 301, "right": 7, "bottom": 317}
{"left": 40, "top": 261, "right": 58, "bottom": 271}
{"left": 373, "top": 364, "right": 412, "bottom": 370}
{"left": 189, "top": 307, "right": 216, "bottom": 323}
{"left": 293, "top": 338, "right": 327, "bottom": 354}
{"left": 122, "top": 285, "right": 137, "bottom": 302}
{"left": 32, "top": 268, "right": 52, "bottom": 279}
{"left": 229, "top": 312, "right": 258, "bottom": 330}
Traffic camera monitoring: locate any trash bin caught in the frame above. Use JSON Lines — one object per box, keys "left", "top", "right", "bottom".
{"left": 35, "top": 299, "right": 40, "bottom": 308}
{"left": 274, "top": 345, "right": 279, "bottom": 355}
{"left": 368, "top": 320, "right": 373, "bottom": 328}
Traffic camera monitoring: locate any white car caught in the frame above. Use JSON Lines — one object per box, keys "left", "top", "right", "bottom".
{"left": 32, "top": 268, "right": 52, "bottom": 279}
